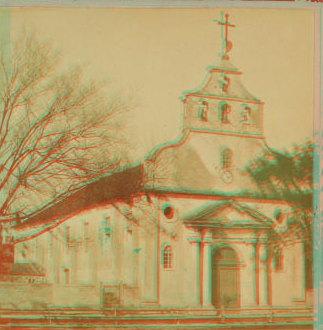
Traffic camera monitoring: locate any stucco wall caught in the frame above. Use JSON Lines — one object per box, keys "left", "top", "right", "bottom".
{"left": 11, "top": 194, "right": 306, "bottom": 310}
{"left": 271, "top": 242, "right": 305, "bottom": 307}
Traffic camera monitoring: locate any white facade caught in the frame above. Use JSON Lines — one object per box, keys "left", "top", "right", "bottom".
{"left": 12, "top": 197, "right": 307, "bottom": 309}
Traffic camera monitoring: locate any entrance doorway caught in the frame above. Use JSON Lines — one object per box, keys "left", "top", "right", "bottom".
{"left": 212, "top": 246, "right": 240, "bottom": 308}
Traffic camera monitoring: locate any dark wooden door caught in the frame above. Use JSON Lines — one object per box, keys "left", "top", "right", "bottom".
{"left": 212, "top": 247, "right": 240, "bottom": 308}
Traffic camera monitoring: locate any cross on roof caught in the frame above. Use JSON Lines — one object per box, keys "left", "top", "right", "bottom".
{"left": 214, "top": 11, "right": 235, "bottom": 60}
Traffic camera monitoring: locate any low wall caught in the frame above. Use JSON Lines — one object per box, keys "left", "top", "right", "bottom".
{"left": 0, "top": 283, "right": 53, "bottom": 309}
{"left": 52, "top": 284, "right": 100, "bottom": 307}
{"left": 0, "top": 283, "right": 100, "bottom": 309}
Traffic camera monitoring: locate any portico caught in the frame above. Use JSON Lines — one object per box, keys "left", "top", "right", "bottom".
{"left": 183, "top": 201, "right": 272, "bottom": 310}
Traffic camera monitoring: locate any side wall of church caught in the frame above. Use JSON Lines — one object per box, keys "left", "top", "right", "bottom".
{"left": 271, "top": 241, "right": 305, "bottom": 306}
{"left": 11, "top": 195, "right": 306, "bottom": 310}
{"left": 13, "top": 204, "right": 138, "bottom": 307}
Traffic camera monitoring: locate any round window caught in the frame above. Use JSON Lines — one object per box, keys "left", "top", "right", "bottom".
{"left": 163, "top": 205, "right": 175, "bottom": 219}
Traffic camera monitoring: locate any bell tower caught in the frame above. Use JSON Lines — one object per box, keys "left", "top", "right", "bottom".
{"left": 181, "top": 12, "right": 263, "bottom": 139}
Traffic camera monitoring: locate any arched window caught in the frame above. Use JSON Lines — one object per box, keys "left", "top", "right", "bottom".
{"left": 104, "top": 217, "right": 111, "bottom": 237}
{"left": 198, "top": 99, "right": 208, "bottom": 120}
{"left": 220, "top": 103, "right": 230, "bottom": 123}
{"left": 84, "top": 222, "right": 89, "bottom": 237}
{"left": 65, "top": 226, "right": 70, "bottom": 241}
{"left": 64, "top": 268, "right": 69, "bottom": 284}
{"left": 84, "top": 222, "right": 89, "bottom": 253}
{"left": 221, "top": 148, "right": 232, "bottom": 171}
{"left": 65, "top": 226, "right": 70, "bottom": 254}
{"left": 163, "top": 245, "right": 173, "bottom": 269}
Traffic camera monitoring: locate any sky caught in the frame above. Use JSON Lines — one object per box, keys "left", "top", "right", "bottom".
{"left": 7, "top": 7, "right": 314, "bottom": 159}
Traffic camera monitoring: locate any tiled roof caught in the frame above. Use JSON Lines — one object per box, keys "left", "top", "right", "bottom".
{"left": 14, "top": 164, "right": 144, "bottom": 231}
{"left": 3, "top": 262, "right": 45, "bottom": 276}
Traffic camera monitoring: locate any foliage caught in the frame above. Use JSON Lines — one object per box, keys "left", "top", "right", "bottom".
{"left": 0, "top": 29, "right": 133, "bottom": 221}
{"left": 245, "top": 140, "right": 314, "bottom": 289}
{"left": 245, "top": 140, "right": 314, "bottom": 243}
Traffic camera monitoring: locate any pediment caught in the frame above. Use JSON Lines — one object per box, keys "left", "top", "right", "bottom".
{"left": 203, "top": 205, "right": 264, "bottom": 225}
{"left": 182, "top": 200, "right": 272, "bottom": 228}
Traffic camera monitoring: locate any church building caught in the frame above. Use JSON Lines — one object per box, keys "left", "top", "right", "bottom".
{"left": 0, "top": 13, "right": 312, "bottom": 317}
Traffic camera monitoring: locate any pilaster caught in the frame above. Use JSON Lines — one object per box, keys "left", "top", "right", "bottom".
{"left": 251, "top": 241, "right": 257, "bottom": 305}
{"left": 188, "top": 228, "right": 202, "bottom": 307}
{"left": 258, "top": 234, "right": 269, "bottom": 306}
{"left": 202, "top": 230, "right": 212, "bottom": 308}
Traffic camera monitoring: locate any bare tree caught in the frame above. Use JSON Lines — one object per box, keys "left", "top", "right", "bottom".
{"left": 0, "top": 29, "right": 133, "bottom": 222}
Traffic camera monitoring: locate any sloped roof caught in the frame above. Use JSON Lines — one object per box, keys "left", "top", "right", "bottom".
{"left": 1, "top": 262, "right": 44, "bottom": 276}
{"left": 11, "top": 262, "right": 44, "bottom": 276}
{"left": 13, "top": 163, "right": 144, "bottom": 240}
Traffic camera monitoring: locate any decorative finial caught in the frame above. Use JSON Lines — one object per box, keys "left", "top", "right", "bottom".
{"left": 214, "top": 11, "right": 235, "bottom": 60}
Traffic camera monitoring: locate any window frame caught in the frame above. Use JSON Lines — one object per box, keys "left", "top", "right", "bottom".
{"left": 64, "top": 268, "right": 70, "bottom": 284}
{"left": 65, "top": 226, "right": 70, "bottom": 255}
{"left": 221, "top": 148, "right": 232, "bottom": 171}
{"left": 84, "top": 222, "right": 90, "bottom": 253}
{"left": 162, "top": 245, "right": 175, "bottom": 271}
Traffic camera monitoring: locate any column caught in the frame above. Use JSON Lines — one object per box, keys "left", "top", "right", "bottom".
{"left": 202, "top": 239, "right": 212, "bottom": 307}
{"left": 259, "top": 242, "right": 269, "bottom": 306}
{"left": 192, "top": 239, "right": 201, "bottom": 306}
{"left": 188, "top": 228, "right": 202, "bottom": 307}
{"left": 301, "top": 242, "right": 306, "bottom": 300}
{"left": 293, "top": 241, "right": 306, "bottom": 301}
